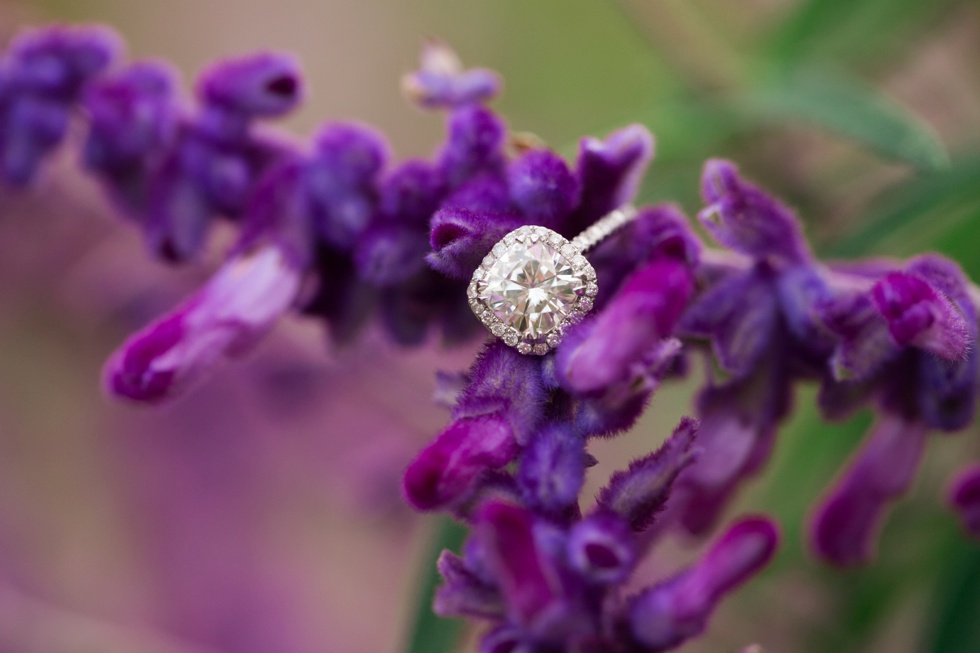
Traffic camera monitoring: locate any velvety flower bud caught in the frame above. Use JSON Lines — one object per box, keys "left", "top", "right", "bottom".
{"left": 597, "top": 417, "right": 699, "bottom": 531}
{"left": 379, "top": 159, "right": 446, "bottom": 226}
{"left": 105, "top": 244, "right": 302, "bottom": 402}
{"left": 557, "top": 258, "right": 693, "bottom": 393}
{"left": 567, "top": 513, "right": 636, "bottom": 584}
{"left": 434, "top": 550, "right": 504, "bottom": 619}
{"left": 427, "top": 206, "right": 524, "bottom": 279}
{"left": 679, "top": 269, "right": 779, "bottom": 379}
{"left": 506, "top": 149, "right": 580, "bottom": 228}
{"left": 402, "top": 40, "right": 501, "bottom": 109}
{"left": 6, "top": 25, "right": 118, "bottom": 97}
{"left": 0, "top": 95, "right": 69, "bottom": 184}
{"left": 444, "top": 173, "right": 514, "bottom": 213}
{"left": 567, "top": 124, "right": 654, "bottom": 234}
{"left": 403, "top": 415, "right": 519, "bottom": 510}
{"left": 439, "top": 105, "right": 506, "bottom": 187}
{"left": 307, "top": 123, "right": 387, "bottom": 249}
{"left": 678, "top": 367, "right": 790, "bottom": 536}
{"left": 948, "top": 465, "right": 980, "bottom": 538}
{"left": 628, "top": 517, "right": 778, "bottom": 651}
{"left": 871, "top": 271, "right": 970, "bottom": 360}
{"left": 354, "top": 224, "right": 429, "bottom": 287}
{"left": 698, "top": 159, "right": 810, "bottom": 264}
{"left": 476, "top": 502, "right": 564, "bottom": 629}
{"left": 517, "top": 424, "right": 588, "bottom": 515}
{"left": 83, "top": 61, "right": 179, "bottom": 198}
{"left": 145, "top": 153, "right": 216, "bottom": 262}
{"left": 197, "top": 52, "right": 303, "bottom": 120}
{"left": 810, "top": 415, "right": 927, "bottom": 565}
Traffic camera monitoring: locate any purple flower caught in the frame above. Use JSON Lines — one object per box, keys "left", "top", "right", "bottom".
{"left": 948, "top": 465, "right": 980, "bottom": 538}
{"left": 810, "top": 415, "right": 928, "bottom": 565}
{"left": 628, "top": 517, "right": 778, "bottom": 651}
{"left": 105, "top": 244, "right": 302, "bottom": 402}
{"left": 401, "top": 40, "right": 501, "bottom": 109}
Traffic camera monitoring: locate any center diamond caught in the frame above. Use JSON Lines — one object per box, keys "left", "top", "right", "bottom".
{"left": 469, "top": 226, "right": 599, "bottom": 355}
{"left": 481, "top": 240, "right": 580, "bottom": 339}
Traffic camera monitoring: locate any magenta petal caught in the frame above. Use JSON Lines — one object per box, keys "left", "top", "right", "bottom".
{"left": 810, "top": 415, "right": 928, "bottom": 566}
{"left": 403, "top": 416, "right": 518, "bottom": 510}
{"left": 477, "top": 502, "right": 560, "bottom": 626}
{"left": 871, "top": 271, "right": 970, "bottom": 360}
{"left": 557, "top": 259, "right": 694, "bottom": 393}
{"left": 104, "top": 245, "right": 302, "bottom": 403}
{"left": 628, "top": 516, "right": 778, "bottom": 651}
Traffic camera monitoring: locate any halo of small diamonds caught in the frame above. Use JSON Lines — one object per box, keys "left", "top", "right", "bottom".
{"left": 468, "top": 225, "right": 597, "bottom": 355}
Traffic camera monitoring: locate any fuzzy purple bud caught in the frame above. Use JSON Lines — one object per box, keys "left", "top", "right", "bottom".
{"left": 517, "top": 424, "right": 588, "bottom": 515}
{"left": 810, "top": 415, "right": 927, "bottom": 566}
{"left": 567, "top": 513, "right": 636, "bottom": 585}
{"left": 506, "top": 149, "right": 580, "bottom": 228}
{"left": 434, "top": 550, "right": 504, "bottom": 619}
{"left": 379, "top": 159, "right": 446, "bottom": 226}
{"left": 439, "top": 105, "right": 506, "bottom": 187}
{"left": 871, "top": 271, "right": 970, "bottom": 360}
{"left": 568, "top": 124, "right": 654, "bottom": 234}
{"left": 699, "top": 159, "right": 810, "bottom": 264}
{"left": 427, "top": 207, "right": 523, "bottom": 279}
{"left": 105, "top": 245, "right": 302, "bottom": 402}
{"left": 403, "top": 416, "right": 519, "bottom": 510}
{"left": 197, "top": 52, "right": 303, "bottom": 120}
{"left": 628, "top": 517, "right": 778, "bottom": 651}
{"left": 557, "top": 259, "right": 693, "bottom": 393}
{"left": 307, "top": 123, "right": 387, "bottom": 250}
{"left": 402, "top": 40, "right": 501, "bottom": 109}
{"left": 597, "top": 418, "right": 699, "bottom": 531}
{"left": 948, "top": 465, "right": 980, "bottom": 539}
{"left": 6, "top": 25, "right": 119, "bottom": 97}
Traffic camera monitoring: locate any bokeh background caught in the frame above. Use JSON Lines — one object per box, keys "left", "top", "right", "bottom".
{"left": 0, "top": 1, "right": 979, "bottom": 652}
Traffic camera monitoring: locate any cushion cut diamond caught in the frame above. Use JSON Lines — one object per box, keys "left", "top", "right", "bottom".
{"left": 476, "top": 237, "right": 584, "bottom": 343}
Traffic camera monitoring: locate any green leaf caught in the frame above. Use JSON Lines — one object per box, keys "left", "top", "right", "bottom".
{"left": 924, "top": 541, "right": 980, "bottom": 653}
{"left": 403, "top": 517, "right": 470, "bottom": 653}
{"left": 827, "top": 155, "right": 980, "bottom": 258}
{"left": 736, "top": 71, "right": 949, "bottom": 172}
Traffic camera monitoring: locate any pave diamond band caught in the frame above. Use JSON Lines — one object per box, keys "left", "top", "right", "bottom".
{"left": 467, "top": 205, "right": 638, "bottom": 355}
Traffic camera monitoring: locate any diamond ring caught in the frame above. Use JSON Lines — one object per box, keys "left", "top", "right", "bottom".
{"left": 467, "top": 205, "right": 639, "bottom": 355}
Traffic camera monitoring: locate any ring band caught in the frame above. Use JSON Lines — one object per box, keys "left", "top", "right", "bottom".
{"left": 467, "top": 205, "right": 638, "bottom": 355}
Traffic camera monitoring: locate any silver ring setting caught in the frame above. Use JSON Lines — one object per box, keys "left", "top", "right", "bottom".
{"left": 467, "top": 206, "right": 638, "bottom": 355}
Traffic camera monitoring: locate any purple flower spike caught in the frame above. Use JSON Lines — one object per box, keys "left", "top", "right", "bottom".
{"left": 948, "top": 465, "right": 980, "bottom": 538}
{"left": 568, "top": 124, "right": 654, "bottom": 233}
{"left": 628, "top": 517, "right": 778, "bottom": 651}
{"left": 557, "top": 258, "right": 694, "bottom": 393}
{"left": 506, "top": 149, "right": 580, "bottom": 228}
{"left": 698, "top": 159, "right": 810, "bottom": 264}
{"left": 403, "top": 416, "right": 519, "bottom": 510}
{"left": 402, "top": 40, "right": 501, "bottom": 109}
{"left": 105, "top": 245, "right": 302, "bottom": 402}
{"left": 197, "top": 52, "right": 303, "bottom": 120}
{"left": 427, "top": 206, "right": 524, "bottom": 279}
{"left": 810, "top": 415, "right": 928, "bottom": 566}
{"left": 871, "top": 271, "right": 970, "bottom": 361}
{"left": 597, "top": 417, "right": 700, "bottom": 532}
{"left": 567, "top": 513, "right": 636, "bottom": 584}
{"left": 439, "top": 105, "right": 506, "bottom": 187}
